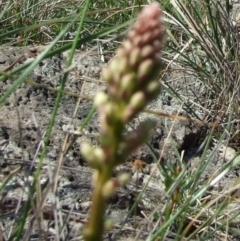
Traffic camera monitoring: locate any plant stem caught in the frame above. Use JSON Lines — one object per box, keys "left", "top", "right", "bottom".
{"left": 84, "top": 168, "right": 113, "bottom": 241}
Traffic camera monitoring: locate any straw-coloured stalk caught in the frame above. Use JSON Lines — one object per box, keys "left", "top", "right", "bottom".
{"left": 82, "top": 3, "right": 164, "bottom": 240}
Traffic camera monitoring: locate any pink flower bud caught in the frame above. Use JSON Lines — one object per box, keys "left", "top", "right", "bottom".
{"left": 102, "top": 2, "right": 164, "bottom": 101}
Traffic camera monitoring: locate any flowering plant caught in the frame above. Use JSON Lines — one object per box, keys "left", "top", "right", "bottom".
{"left": 82, "top": 3, "right": 164, "bottom": 240}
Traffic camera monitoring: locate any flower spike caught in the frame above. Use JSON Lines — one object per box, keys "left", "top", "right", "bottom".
{"left": 83, "top": 3, "right": 165, "bottom": 241}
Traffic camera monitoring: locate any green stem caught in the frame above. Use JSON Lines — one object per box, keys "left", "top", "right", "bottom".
{"left": 84, "top": 168, "right": 112, "bottom": 241}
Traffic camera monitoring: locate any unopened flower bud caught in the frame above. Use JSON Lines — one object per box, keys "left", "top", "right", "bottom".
{"left": 121, "top": 92, "right": 146, "bottom": 122}
{"left": 102, "top": 66, "right": 112, "bottom": 83}
{"left": 81, "top": 142, "right": 93, "bottom": 160}
{"left": 102, "top": 179, "right": 119, "bottom": 199}
{"left": 121, "top": 107, "right": 134, "bottom": 123}
{"left": 137, "top": 59, "right": 154, "bottom": 82}
{"left": 141, "top": 45, "right": 155, "bottom": 59}
{"left": 117, "top": 47, "right": 128, "bottom": 58}
{"left": 122, "top": 40, "right": 132, "bottom": 52}
{"left": 120, "top": 73, "right": 136, "bottom": 94}
{"left": 81, "top": 143, "right": 105, "bottom": 169}
{"left": 104, "top": 102, "right": 115, "bottom": 117}
{"left": 129, "top": 91, "right": 145, "bottom": 109}
{"left": 93, "top": 147, "right": 106, "bottom": 163}
{"left": 129, "top": 47, "right": 141, "bottom": 67}
{"left": 117, "top": 173, "right": 130, "bottom": 186}
{"left": 98, "top": 102, "right": 117, "bottom": 132}
{"left": 118, "top": 57, "right": 129, "bottom": 73}
{"left": 94, "top": 92, "right": 108, "bottom": 107}
{"left": 109, "top": 59, "right": 120, "bottom": 74}
{"left": 104, "top": 219, "right": 114, "bottom": 231}
{"left": 142, "top": 32, "right": 153, "bottom": 44}
{"left": 146, "top": 80, "right": 161, "bottom": 98}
